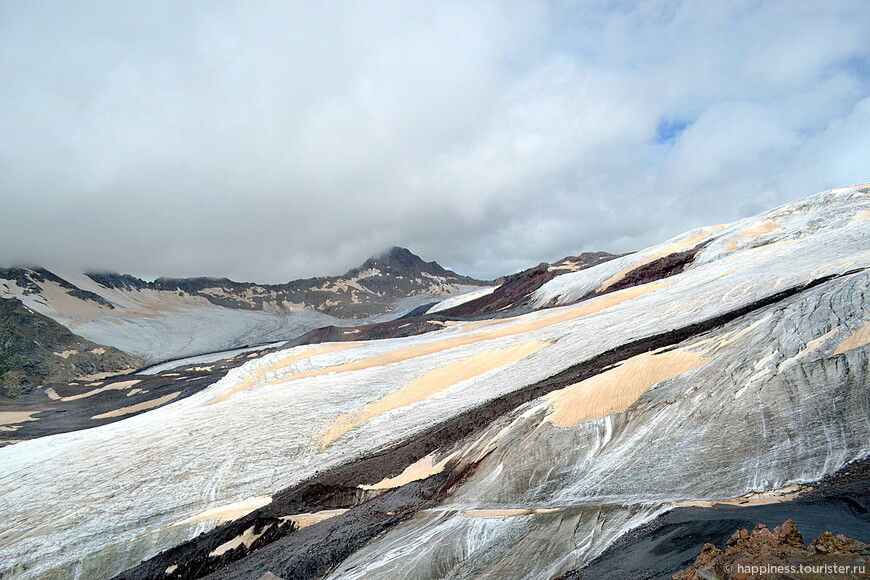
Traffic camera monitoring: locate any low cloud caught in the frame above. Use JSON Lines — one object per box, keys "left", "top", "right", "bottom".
{"left": 1, "top": 1, "right": 868, "bottom": 282}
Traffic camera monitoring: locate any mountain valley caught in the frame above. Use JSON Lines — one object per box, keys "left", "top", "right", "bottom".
{"left": 1, "top": 185, "right": 869, "bottom": 579}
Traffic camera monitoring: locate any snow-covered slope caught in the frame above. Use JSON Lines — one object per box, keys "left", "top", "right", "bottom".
{"left": 0, "top": 185, "right": 868, "bottom": 579}
{"left": 425, "top": 286, "right": 498, "bottom": 314}
{"left": 532, "top": 185, "right": 868, "bottom": 308}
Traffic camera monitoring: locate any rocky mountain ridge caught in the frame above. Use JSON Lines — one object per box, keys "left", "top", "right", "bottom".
{"left": 0, "top": 247, "right": 492, "bottom": 365}
{"left": 0, "top": 297, "right": 141, "bottom": 398}
{"left": 84, "top": 246, "right": 488, "bottom": 317}
{"left": 674, "top": 519, "right": 869, "bottom": 580}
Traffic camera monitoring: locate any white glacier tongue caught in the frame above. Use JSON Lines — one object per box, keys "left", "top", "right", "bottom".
{"left": 0, "top": 184, "right": 869, "bottom": 579}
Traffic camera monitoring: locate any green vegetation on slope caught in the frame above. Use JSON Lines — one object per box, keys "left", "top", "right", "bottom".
{"left": 0, "top": 297, "right": 142, "bottom": 398}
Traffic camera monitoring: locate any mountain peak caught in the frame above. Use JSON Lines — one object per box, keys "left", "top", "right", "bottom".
{"left": 340, "top": 246, "right": 487, "bottom": 300}
{"left": 381, "top": 246, "right": 417, "bottom": 262}
{"left": 353, "top": 246, "right": 437, "bottom": 274}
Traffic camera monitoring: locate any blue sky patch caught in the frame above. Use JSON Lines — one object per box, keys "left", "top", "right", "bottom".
{"left": 655, "top": 119, "right": 690, "bottom": 144}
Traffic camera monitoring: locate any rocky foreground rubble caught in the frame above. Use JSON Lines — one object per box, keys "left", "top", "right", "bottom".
{"left": 674, "top": 519, "right": 870, "bottom": 580}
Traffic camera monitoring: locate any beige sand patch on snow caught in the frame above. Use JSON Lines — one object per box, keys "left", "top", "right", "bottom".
{"left": 833, "top": 321, "right": 870, "bottom": 355}
{"left": 531, "top": 280, "right": 673, "bottom": 328}
{"left": 209, "top": 525, "right": 269, "bottom": 557}
{"left": 76, "top": 369, "right": 136, "bottom": 382}
{"left": 58, "top": 379, "right": 142, "bottom": 402}
{"left": 173, "top": 496, "right": 273, "bottom": 527}
{"left": 91, "top": 391, "right": 180, "bottom": 419}
{"left": 724, "top": 220, "right": 785, "bottom": 251}
{"left": 547, "top": 261, "right": 587, "bottom": 272}
{"left": 21, "top": 280, "right": 112, "bottom": 324}
{"left": 317, "top": 341, "right": 549, "bottom": 447}
{"left": 543, "top": 345, "right": 713, "bottom": 427}
{"left": 448, "top": 279, "right": 673, "bottom": 338}
{"left": 53, "top": 350, "right": 78, "bottom": 359}
{"left": 468, "top": 279, "right": 674, "bottom": 335}
{"left": 671, "top": 484, "right": 807, "bottom": 508}
{"left": 359, "top": 451, "right": 459, "bottom": 490}
{"left": 776, "top": 328, "right": 839, "bottom": 373}
{"left": 0, "top": 411, "right": 40, "bottom": 426}
{"left": 736, "top": 238, "right": 801, "bottom": 258}
{"left": 738, "top": 220, "right": 780, "bottom": 238}
{"left": 279, "top": 509, "right": 349, "bottom": 530}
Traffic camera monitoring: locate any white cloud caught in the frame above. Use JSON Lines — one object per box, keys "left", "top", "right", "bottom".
{"left": 0, "top": 0, "right": 868, "bottom": 281}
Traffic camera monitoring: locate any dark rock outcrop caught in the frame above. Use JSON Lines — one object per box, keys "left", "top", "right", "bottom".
{"left": 603, "top": 245, "right": 704, "bottom": 294}
{"left": 439, "top": 252, "right": 618, "bottom": 318}
{"left": 0, "top": 297, "right": 141, "bottom": 398}
{"left": 674, "top": 519, "right": 869, "bottom": 580}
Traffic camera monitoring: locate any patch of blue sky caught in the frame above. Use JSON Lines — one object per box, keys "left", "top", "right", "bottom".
{"left": 654, "top": 118, "right": 690, "bottom": 144}
{"left": 837, "top": 55, "right": 870, "bottom": 81}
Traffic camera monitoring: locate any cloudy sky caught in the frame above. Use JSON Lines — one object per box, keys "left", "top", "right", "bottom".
{"left": 1, "top": 1, "right": 868, "bottom": 282}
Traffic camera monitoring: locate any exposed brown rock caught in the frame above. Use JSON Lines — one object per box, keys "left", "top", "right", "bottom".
{"left": 674, "top": 519, "right": 870, "bottom": 579}
{"left": 441, "top": 252, "right": 619, "bottom": 318}
{"left": 0, "top": 297, "right": 142, "bottom": 399}
{"left": 604, "top": 245, "right": 703, "bottom": 294}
